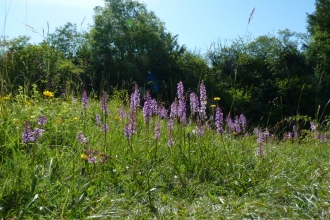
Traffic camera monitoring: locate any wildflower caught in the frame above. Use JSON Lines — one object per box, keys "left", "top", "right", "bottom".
{"left": 214, "top": 97, "right": 221, "bottom": 101}
{"left": 199, "top": 80, "right": 207, "bottom": 120}
{"left": 43, "top": 90, "right": 54, "bottom": 98}
{"left": 256, "top": 132, "right": 264, "bottom": 156}
{"left": 130, "top": 83, "right": 140, "bottom": 111}
{"left": 170, "top": 99, "right": 178, "bottom": 118}
{"left": 239, "top": 114, "right": 247, "bottom": 134}
{"left": 82, "top": 91, "right": 89, "bottom": 109}
{"left": 177, "top": 82, "right": 186, "bottom": 124}
{"left": 124, "top": 123, "right": 133, "bottom": 140}
{"left": 190, "top": 92, "right": 199, "bottom": 116}
{"left": 96, "top": 114, "right": 101, "bottom": 127}
{"left": 310, "top": 122, "right": 316, "bottom": 133}
{"left": 143, "top": 91, "right": 157, "bottom": 124}
{"left": 82, "top": 149, "right": 109, "bottom": 164}
{"left": 103, "top": 124, "right": 109, "bottom": 132}
{"left": 77, "top": 131, "right": 88, "bottom": 144}
{"left": 286, "top": 132, "right": 293, "bottom": 140}
{"left": 215, "top": 107, "right": 223, "bottom": 134}
{"left": 55, "top": 117, "right": 62, "bottom": 125}
{"left": 22, "top": 120, "right": 45, "bottom": 143}
{"left": 0, "top": 94, "right": 11, "bottom": 101}
{"left": 101, "top": 92, "right": 109, "bottom": 115}
{"left": 33, "top": 128, "right": 45, "bottom": 138}
{"left": 22, "top": 120, "right": 34, "bottom": 143}
{"left": 168, "top": 118, "right": 174, "bottom": 131}
{"left": 81, "top": 154, "right": 88, "bottom": 160}
{"left": 154, "top": 120, "right": 160, "bottom": 140}
{"left": 25, "top": 100, "right": 33, "bottom": 106}
{"left": 30, "top": 116, "right": 35, "bottom": 119}
{"left": 38, "top": 114, "right": 47, "bottom": 126}
{"left": 71, "top": 117, "right": 78, "bottom": 121}
{"left": 199, "top": 122, "right": 204, "bottom": 136}
{"left": 115, "top": 115, "right": 121, "bottom": 121}
{"left": 210, "top": 104, "right": 216, "bottom": 108}
{"left": 226, "top": 113, "right": 235, "bottom": 133}
{"left": 167, "top": 118, "right": 174, "bottom": 146}
{"left": 157, "top": 103, "right": 168, "bottom": 119}
{"left": 234, "top": 116, "right": 241, "bottom": 134}
{"left": 118, "top": 108, "right": 125, "bottom": 121}
{"left": 167, "top": 133, "right": 174, "bottom": 147}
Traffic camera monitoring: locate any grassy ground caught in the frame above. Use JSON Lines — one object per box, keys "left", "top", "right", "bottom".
{"left": 1, "top": 88, "right": 330, "bottom": 219}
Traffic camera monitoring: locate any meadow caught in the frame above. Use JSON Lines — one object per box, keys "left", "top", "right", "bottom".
{"left": 1, "top": 81, "right": 330, "bottom": 219}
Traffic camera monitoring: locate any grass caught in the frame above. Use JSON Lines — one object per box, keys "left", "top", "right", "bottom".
{"left": 1, "top": 85, "right": 330, "bottom": 219}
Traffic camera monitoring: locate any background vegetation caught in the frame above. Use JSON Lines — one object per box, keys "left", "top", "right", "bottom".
{"left": 0, "top": 0, "right": 329, "bottom": 127}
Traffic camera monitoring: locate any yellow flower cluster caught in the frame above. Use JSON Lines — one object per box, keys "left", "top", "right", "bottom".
{"left": 43, "top": 91, "right": 54, "bottom": 98}
{"left": 0, "top": 94, "right": 11, "bottom": 102}
{"left": 214, "top": 97, "right": 221, "bottom": 101}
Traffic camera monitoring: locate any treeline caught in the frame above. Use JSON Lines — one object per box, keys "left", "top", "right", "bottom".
{"left": 1, "top": 0, "right": 330, "bottom": 126}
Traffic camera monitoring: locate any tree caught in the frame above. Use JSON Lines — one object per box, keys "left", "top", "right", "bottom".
{"left": 207, "top": 31, "right": 312, "bottom": 125}
{"left": 46, "top": 22, "right": 85, "bottom": 59}
{"left": 87, "top": 0, "right": 185, "bottom": 93}
{"left": 306, "top": 0, "right": 330, "bottom": 114}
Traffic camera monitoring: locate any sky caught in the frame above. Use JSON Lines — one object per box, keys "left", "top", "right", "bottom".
{"left": 1, "top": 0, "right": 316, "bottom": 51}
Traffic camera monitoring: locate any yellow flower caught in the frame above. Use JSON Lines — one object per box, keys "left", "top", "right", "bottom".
{"left": 0, "top": 94, "right": 11, "bottom": 101}
{"left": 55, "top": 117, "right": 62, "bottom": 125}
{"left": 71, "top": 117, "right": 78, "bottom": 121}
{"left": 43, "top": 90, "right": 54, "bottom": 98}
{"left": 30, "top": 115, "right": 35, "bottom": 119}
{"left": 214, "top": 97, "right": 221, "bottom": 101}
{"left": 115, "top": 115, "right": 122, "bottom": 121}
{"left": 210, "top": 104, "right": 216, "bottom": 108}
{"left": 81, "top": 154, "right": 88, "bottom": 161}
{"left": 24, "top": 100, "right": 33, "bottom": 106}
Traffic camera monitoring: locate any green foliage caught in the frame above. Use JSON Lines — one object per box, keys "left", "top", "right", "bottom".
{"left": 305, "top": 0, "right": 330, "bottom": 114}
{"left": 207, "top": 31, "right": 315, "bottom": 125}
{"left": 85, "top": 0, "right": 186, "bottom": 93}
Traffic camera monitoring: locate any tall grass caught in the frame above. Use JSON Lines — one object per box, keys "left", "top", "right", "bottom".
{"left": 0, "top": 82, "right": 330, "bottom": 219}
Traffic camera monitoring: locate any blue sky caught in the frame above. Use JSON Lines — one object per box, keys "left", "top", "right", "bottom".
{"left": 1, "top": 0, "right": 315, "bottom": 51}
